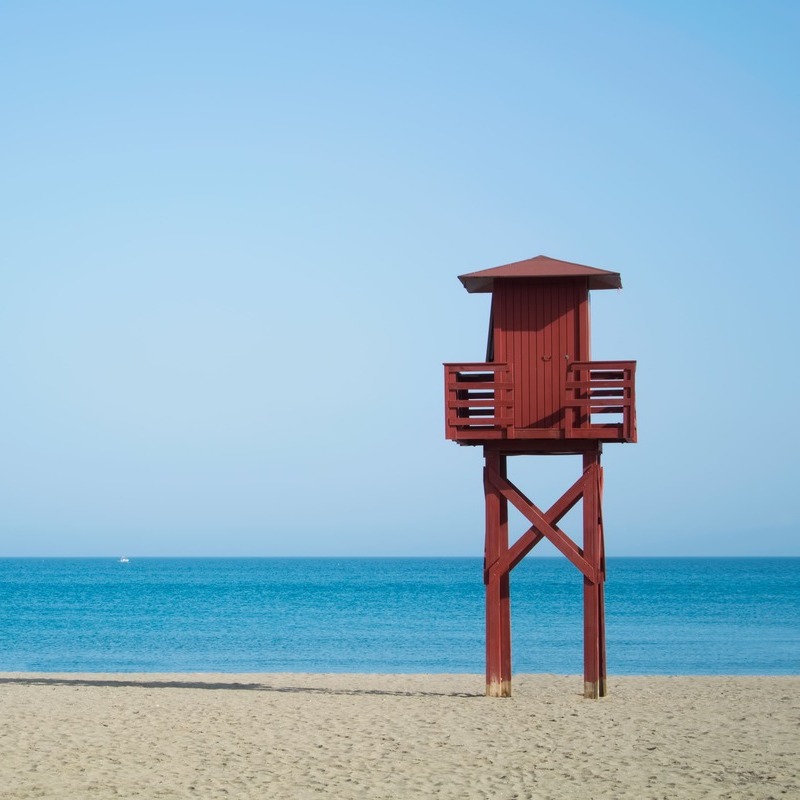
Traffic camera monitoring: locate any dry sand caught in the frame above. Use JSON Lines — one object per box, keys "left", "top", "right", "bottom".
{"left": 1, "top": 673, "right": 797, "bottom": 799}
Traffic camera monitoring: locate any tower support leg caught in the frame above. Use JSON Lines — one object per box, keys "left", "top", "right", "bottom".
{"left": 484, "top": 450, "right": 511, "bottom": 697}
{"left": 582, "top": 448, "right": 607, "bottom": 698}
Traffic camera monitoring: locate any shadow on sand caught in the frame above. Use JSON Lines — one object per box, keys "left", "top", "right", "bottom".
{"left": 0, "top": 675, "right": 482, "bottom": 699}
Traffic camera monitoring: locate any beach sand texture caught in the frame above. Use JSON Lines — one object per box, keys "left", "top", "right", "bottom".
{"left": 1, "top": 673, "right": 797, "bottom": 799}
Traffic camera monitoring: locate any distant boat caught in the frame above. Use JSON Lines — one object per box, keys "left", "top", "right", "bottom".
{"left": 118, "top": 557, "right": 130, "bottom": 563}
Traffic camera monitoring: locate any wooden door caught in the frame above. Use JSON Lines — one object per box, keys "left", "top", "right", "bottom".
{"left": 491, "top": 279, "right": 588, "bottom": 430}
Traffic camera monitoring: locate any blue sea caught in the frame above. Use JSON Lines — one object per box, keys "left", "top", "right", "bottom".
{"left": 0, "top": 557, "right": 797, "bottom": 674}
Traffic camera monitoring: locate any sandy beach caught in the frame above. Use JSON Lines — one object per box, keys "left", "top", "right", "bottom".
{"left": 1, "top": 673, "right": 797, "bottom": 799}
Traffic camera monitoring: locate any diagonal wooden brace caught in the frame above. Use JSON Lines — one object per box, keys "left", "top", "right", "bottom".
{"left": 485, "top": 466, "right": 598, "bottom": 583}
{"left": 505, "top": 471, "right": 587, "bottom": 573}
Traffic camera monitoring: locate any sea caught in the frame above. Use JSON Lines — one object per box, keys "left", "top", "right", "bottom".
{"left": 0, "top": 557, "right": 797, "bottom": 675}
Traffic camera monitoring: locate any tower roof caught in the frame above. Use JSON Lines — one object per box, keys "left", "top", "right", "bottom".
{"left": 458, "top": 255, "right": 622, "bottom": 293}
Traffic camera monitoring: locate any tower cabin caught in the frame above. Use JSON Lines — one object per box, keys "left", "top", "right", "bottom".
{"left": 445, "top": 255, "right": 636, "bottom": 448}
{"left": 444, "top": 255, "right": 637, "bottom": 699}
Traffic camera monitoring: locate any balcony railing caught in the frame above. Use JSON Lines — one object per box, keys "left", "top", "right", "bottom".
{"left": 444, "top": 360, "right": 636, "bottom": 443}
{"left": 444, "top": 363, "right": 513, "bottom": 440}
{"left": 564, "top": 361, "right": 637, "bottom": 442}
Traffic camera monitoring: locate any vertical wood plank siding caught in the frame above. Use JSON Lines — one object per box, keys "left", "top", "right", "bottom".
{"left": 492, "top": 279, "right": 588, "bottom": 431}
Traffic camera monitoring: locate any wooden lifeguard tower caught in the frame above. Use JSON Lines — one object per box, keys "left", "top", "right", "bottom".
{"left": 444, "top": 255, "right": 637, "bottom": 698}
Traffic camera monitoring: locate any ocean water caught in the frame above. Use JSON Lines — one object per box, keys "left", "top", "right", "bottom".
{"left": 0, "top": 557, "right": 797, "bottom": 674}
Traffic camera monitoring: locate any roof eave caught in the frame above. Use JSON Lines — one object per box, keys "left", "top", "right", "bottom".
{"left": 458, "top": 274, "right": 622, "bottom": 293}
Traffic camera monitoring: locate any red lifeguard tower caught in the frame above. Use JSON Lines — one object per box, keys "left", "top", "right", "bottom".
{"left": 444, "top": 255, "right": 637, "bottom": 698}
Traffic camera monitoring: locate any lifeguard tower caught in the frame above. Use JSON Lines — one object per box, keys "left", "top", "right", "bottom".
{"left": 444, "top": 255, "right": 637, "bottom": 698}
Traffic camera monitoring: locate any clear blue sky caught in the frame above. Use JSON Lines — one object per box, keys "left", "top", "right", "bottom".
{"left": 1, "top": 1, "right": 797, "bottom": 556}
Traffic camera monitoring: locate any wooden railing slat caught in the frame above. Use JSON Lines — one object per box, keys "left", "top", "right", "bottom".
{"left": 564, "top": 360, "right": 636, "bottom": 443}
{"left": 444, "top": 362, "right": 514, "bottom": 437}
{"left": 569, "top": 398, "right": 631, "bottom": 408}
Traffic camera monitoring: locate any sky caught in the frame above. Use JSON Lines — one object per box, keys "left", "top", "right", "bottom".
{"left": 1, "top": 1, "right": 798, "bottom": 557}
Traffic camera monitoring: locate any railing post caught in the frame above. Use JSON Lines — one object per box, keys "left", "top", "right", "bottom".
{"left": 565, "top": 363, "right": 574, "bottom": 436}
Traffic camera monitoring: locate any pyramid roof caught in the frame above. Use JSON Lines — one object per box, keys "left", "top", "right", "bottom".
{"left": 458, "top": 255, "right": 622, "bottom": 293}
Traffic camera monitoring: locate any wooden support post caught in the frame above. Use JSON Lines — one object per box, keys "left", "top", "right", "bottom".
{"left": 484, "top": 449, "right": 511, "bottom": 697}
{"left": 582, "top": 448, "right": 606, "bottom": 698}
{"left": 598, "top": 581, "right": 607, "bottom": 697}
{"left": 598, "top": 464, "right": 608, "bottom": 697}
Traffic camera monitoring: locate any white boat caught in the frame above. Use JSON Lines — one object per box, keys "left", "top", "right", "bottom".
{"left": 118, "top": 557, "right": 130, "bottom": 563}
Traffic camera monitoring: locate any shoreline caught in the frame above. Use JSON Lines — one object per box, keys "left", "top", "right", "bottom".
{"left": 2, "top": 673, "right": 798, "bottom": 799}
{"left": 2, "top": 668, "right": 797, "bottom": 675}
